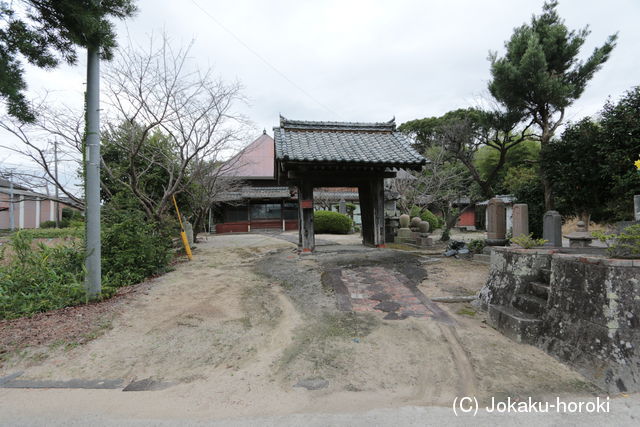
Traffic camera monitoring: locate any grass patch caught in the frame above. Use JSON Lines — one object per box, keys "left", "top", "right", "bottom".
{"left": 241, "top": 283, "right": 283, "bottom": 327}
{"left": 279, "top": 312, "right": 379, "bottom": 375}
{"left": 456, "top": 306, "right": 477, "bottom": 317}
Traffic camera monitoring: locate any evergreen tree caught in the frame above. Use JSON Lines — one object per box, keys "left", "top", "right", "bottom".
{"left": 0, "top": 0, "right": 136, "bottom": 122}
{"left": 488, "top": 0, "right": 617, "bottom": 210}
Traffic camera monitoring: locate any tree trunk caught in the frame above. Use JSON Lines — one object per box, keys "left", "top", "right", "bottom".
{"left": 542, "top": 176, "right": 554, "bottom": 211}
{"left": 440, "top": 208, "right": 461, "bottom": 242}
{"left": 539, "top": 126, "right": 554, "bottom": 211}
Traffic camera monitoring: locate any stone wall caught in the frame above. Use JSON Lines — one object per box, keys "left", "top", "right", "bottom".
{"left": 480, "top": 247, "right": 640, "bottom": 393}
{"left": 478, "top": 248, "right": 553, "bottom": 307}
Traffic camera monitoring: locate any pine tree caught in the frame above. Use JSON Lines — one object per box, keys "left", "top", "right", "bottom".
{"left": 0, "top": 0, "right": 136, "bottom": 122}
{"left": 488, "top": 0, "right": 617, "bottom": 210}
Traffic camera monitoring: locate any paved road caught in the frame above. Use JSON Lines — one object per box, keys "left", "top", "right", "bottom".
{"left": 2, "top": 396, "right": 639, "bottom": 426}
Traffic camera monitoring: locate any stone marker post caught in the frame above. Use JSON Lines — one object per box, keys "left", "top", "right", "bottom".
{"left": 184, "top": 218, "right": 194, "bottom": 247}
{"left": 512, "top": 204, "right": 529, "bottom": 238}
{"left": 635, "top": 195, "right": 640, "bottom": 221}
{"left": 486, "top": 197, "right": 507, "bottom": 245}
{"left": 339, "top": 198, "right": 347, "bottom": 215}
{"left": 543, "top": 210, "right": 562, "bottom": 247}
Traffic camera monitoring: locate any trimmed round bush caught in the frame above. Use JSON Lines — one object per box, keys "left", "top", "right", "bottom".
{"left": 314, "top": 210, "right": 352, "bottom": 234}
{"left": 419, "top": 209, "right": 442, "bottom": 230}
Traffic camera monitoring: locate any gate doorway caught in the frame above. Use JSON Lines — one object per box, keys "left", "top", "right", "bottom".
{"left": 274, "top": 116, "right": 426, "bottom": 252}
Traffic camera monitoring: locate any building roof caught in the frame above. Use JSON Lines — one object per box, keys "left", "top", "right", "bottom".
{"left": 217, "top": 186, "right": 291, "bottom": 201}
{"left": 477, "top": 194, "right": 517, "bottom": 206}
{"left": 394, "top": 168, "right": 417, "bottom": 181}
{"left": 0, "top": 178, "right": 29, "bottom": 191}
{"left": 274, "top": 116, "right": 426, "bottom": 168}
{"left": 221, "top": 132, "right": 275, "bottom": 179}
{"left": 314, "top": 189, "right": 359, "bottom": 201}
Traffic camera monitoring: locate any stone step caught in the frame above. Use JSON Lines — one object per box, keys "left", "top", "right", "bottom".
{"left": 529, "top": 281, "right": 550, "bottom": 299}
{"left": 513, "top": 293, "right": 547, "bottom": 316}
{"left": 488, "top": 304, "right": 542, "bottom": 344}
{"left": 540, "top": 268, "right": 551, "bottom": 284}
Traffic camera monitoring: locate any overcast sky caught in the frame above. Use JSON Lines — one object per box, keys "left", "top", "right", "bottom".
{"left": 2, "top": 0, "right": 639, "bottom": 184}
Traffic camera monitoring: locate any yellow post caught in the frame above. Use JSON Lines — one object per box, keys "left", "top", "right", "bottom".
{"left": 172, "top": 195, "right": 193, "bottom": 260}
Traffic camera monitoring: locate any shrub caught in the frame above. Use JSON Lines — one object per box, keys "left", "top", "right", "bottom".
{"left": 592, "top": 224, "right": 640, "bottom": 258}
{"left": 314, "top": 210, "right": 352, "bottom": 234}
{"left": 19, "top": 227, "right": 83, "bottom": 239}
{"left": 345, "top": 203, "right": 357, "bottom": 218}
{"left": 101, "top": 206, "right": 174, "bottom": 290}
{"left": 0, "top": 198, "right": 175, "bottom": 318}
{"left": 0, "top": 232, "right": 86, "bottom": 319}
{"left": 510, "top": 233, "right": 548, "bottom": 249}
{"left": 409, "top": 206, "right": 441, "bottom": 230}
{"left": 467, "top": 239, "right": 486, "bottom": 254}
{"left": 420, "top": 209, "right": 442, "bottom": 230}
{"left": 39, "top": 220, "right": 57, "bottom": 229}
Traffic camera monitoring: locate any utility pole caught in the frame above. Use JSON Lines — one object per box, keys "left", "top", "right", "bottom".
{"left": 85, "top": 45, "right": 101, "bottom": 298}
{"left": 8, "top": 171, "right": 14, "bottom": 231}
{"left": 54, "top": 139, "right": 60, "bottom": 228}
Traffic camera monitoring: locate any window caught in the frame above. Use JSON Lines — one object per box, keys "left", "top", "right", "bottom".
{"left": 223, "top": 206, "right": 248, "bottom": 222}
{"left": 283, "top": 202, "right": 298, "bottom": 220}
{"left": 250, "top": 203, "right": 282, "bottom": 219}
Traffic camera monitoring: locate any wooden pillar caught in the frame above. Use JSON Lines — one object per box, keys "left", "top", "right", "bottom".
{"left": 358, "top": 183, "right": 373, "bottom": 246}
{"left": 371, "top": 176, "right": 385, "bottom": 247}
{"left": 297, "top": 180, "right": 315, "bottom": 252}
{"left": 359, "top": 176, "right": 385, "bottom": 247}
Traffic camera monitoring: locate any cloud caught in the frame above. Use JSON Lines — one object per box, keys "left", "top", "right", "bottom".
{"left": 2, "top": 0, "right": 638, "bottom": 166}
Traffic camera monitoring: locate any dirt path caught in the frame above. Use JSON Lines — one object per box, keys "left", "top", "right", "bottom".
{"left": 0, "top": 234, "right": 600, "bottom": 422}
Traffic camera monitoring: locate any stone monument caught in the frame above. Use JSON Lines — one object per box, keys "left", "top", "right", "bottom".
{"left": 543, "top": 210, "right": 562, "bottom": 247}
{"left": 399, "top": 214, "right": 410, "bottom": 228}
{"left": 410, "top": 216, "right": 422, "bottom": 230}
{"left": 339, "top": 198, "right": 347, "bottom": 215}
{"left": 415, "top": 220, "right": 433, "bottom": 247}
{"left": 564, "top": 220, "right": 593, "bottom": 248}
{"left": 385, "top": 216, "right": 400, "bottom": 243}
{"left": 184, "top": 218, "right": 194, "bottom": 247}
{"left": 486, "top": 197, "right": 507, "bottom": 246}
{"left": 512, "top": 204, "right": 529, "bottom": 238}
{"left": 396, "top": 214, "right": 412, "bottom": 243}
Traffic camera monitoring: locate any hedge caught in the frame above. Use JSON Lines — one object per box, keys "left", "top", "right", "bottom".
{"left": 314, "top": 210, "right": 352, "bottom": 234}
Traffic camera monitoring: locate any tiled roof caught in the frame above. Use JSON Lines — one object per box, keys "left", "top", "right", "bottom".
{"left": 217, "top": 186, "right": 291, "bottom": 201}
{"left": 314, "top": 190, "right": 359, "bottom": 201}
{"left": 278, "top": 116, "right": 397, "bottom": 132}
{"left": 477, "top": 194, "right": 516, "bottom": 206}
{"left": 274, "top": 116, "right": 426, "bottom": 168}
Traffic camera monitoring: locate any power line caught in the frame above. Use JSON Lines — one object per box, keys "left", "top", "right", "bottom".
{"left": 190, "top": 0, "right": 340, "bottom": 119}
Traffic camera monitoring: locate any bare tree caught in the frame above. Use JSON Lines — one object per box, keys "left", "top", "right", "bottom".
{"left": 182, "top": 157, "right": 244, "bottom": 234}
{"left": 413, "top": 146, "right": 475, "bottom": 241}
{"left": 0, "top": 99, "right": 85, "bottom": 207}
{"left": 100, "top": 34, "right": 248, "bottom": 221}
{"left": 312, "top": 189, "right": 335, "bottom": 211}
{"left": 388, "top": 170, "right": 419, "bottom": 214}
